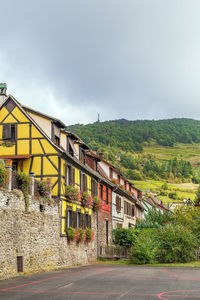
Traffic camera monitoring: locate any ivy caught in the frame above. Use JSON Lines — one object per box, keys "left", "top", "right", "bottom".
{"left": 17, "top": 172, "right": 31, "bottom": 212}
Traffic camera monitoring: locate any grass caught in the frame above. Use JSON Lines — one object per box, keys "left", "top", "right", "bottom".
{"left": 133, "top": 179, "right": 198, "bottom": 204}
{"left": 97, "top": 258, "right": 200, "bottom": 268}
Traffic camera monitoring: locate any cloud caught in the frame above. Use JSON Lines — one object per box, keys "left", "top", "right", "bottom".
{"left": 1, "top": 0, "right": 200, "bottom": 124}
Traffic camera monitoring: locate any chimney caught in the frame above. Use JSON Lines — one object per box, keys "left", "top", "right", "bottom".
{"left": 0, "top": 83, "right": 7, "bottom": 106}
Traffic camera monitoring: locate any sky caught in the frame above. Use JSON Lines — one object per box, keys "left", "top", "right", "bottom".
{"left": 1, "top": 0, "right": 200, "bottom": 125}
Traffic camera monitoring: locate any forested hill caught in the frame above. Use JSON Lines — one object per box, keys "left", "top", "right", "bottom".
{"left": 68, "top": 118, "right": 200, "bottom": 153}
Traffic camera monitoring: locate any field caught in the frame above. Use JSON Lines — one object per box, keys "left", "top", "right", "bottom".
{"left": 144, "top": 143, "right": 200, "bottom": 167}
{"left": 133, "top": 180, "right": 198, "bottom": 204}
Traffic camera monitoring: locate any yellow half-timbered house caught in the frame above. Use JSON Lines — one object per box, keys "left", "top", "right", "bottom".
{"left": 0, "top": 87, "right": 101, "bottom": 237}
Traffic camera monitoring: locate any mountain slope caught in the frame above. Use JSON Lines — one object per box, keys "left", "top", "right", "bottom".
{"left": 68, "top": 118, "right": 200, "bottom": 153}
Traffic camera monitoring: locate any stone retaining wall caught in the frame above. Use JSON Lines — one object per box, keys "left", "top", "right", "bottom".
{"left": 0, "top": 189, "right": 97, "bottom": 279}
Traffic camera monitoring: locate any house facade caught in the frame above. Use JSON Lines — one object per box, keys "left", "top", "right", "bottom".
{"left": 0, "top": 84, "right": 144, "bottom": 256}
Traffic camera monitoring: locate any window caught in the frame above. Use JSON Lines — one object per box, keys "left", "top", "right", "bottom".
{"left": 55, "top": 135, "right": 60, "bottom": 146}
{"left": 132, "top": 205, "right": 135, "bottom": 217}
{"left": 116, "top": 196, "right": 121, "bottom": 212}
{"left": 68, "top": 165, "right": 75, "bottom": 185}
{"left": 106, "top": 187, "right": 109, "bottom": 204}
{"left": 100, "top": 184, "right": 103, "bottom": 199}
{"left": 3, "top": 124, "right": 16, "bottom": 141}
{"left": 91, "top": 179, "right": 98, "bottom": 197}
{"left": 80, "top": 149, "right": 85, "bottom": 164}
{"left": 109, "top": 167, "right": 113, "bottom": 179}
{"left": 77, "top": 212, "right": 81, "bottom": 228}
{"left": 117, "top": 175, "right": 120, "bottom": 184}
{"left": 85, "top": 213, "right": 91, "bottom": 228}
{"left": 67, "top": 210, "right": 72, "bottom": 227}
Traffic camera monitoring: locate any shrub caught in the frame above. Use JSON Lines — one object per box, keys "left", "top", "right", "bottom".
{"left": 143, "top": 207, "right": 174, "bottom": 227}
{"left": 67, "top": 227, "right": 76, "bottom": 242}
{"left": 155, "top": 224, "right": 197, "bottom": 263}
{"left": 17, "top": 172, "right": 31, "bottom": 212}
{"left": 130, "top": 230, "right": 157, "bottom": 264}
{"left": 92, "top": 196, "right": 102, "bottom": 211}
{"left": 169, "top": 192, "right": 178, "bottom": 199}
{"left": 113, "top": 228, "right": 137, "bottom": 248}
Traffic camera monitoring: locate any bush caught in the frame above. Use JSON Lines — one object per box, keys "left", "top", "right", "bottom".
{"left": 169, "top": 192, "right": 178, "bottom": 199}
{"left": 130, "top": 230, "right": 157, "bottom": 264}
{"left": 155, "top": 224, "right": 197, "bottom": 263}
{"left": 0, "top": 165, "right": 9, "bottom": 187}
{"left": 113, "top": 228, "right": 137, "bottom": 248}
{"left": 143, "top": 207, "right": 174, "bottom": 227}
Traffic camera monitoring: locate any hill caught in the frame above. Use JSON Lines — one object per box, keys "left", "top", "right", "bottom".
{"left": 68, "top": 118, "right": 200, "bottom": 188}
{"left": 68, "top": 118, "right": 200, "bottom": 152}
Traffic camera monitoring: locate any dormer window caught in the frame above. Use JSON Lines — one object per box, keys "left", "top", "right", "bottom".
{"left": 55, "top": 135, "right": 60, "bottom": 146}
{"left": 109, "top": 167, "right": 113, "bottom": 179}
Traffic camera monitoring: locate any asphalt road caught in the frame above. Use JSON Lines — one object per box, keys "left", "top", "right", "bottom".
{"left": 0, "top": 264, "right": 200, "bottom": 299}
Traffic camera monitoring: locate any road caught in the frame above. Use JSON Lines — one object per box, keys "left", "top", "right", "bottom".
{"left": 0, "top": 264, "right": 200, "bottom": 299}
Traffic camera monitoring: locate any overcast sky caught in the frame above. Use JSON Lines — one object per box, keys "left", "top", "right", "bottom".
{"left": 1, "top": 0, "right": 200, "bottom": 125}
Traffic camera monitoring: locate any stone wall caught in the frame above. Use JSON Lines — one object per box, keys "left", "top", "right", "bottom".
{"left": 0, "top": 189, "right": 97, "bottom": 279}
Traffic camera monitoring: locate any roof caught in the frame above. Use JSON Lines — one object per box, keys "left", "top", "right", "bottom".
{"left": 22, "top": 104, "right": 66, "bottom": 128}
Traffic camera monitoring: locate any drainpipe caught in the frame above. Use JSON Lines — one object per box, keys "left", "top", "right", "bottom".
{"left": 97, "top": 210, "right": 100, "bottom": 257}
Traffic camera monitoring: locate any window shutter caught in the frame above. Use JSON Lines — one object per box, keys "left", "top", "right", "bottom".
{"left": 73, "top": 168, "right": 75, "bottom": 185}
{"left": 88, "top": 215, "right": 91, "bottom": 228}
{"left": 95, "top": 182, "right": 98, "bottom": 196}
{"left": 68, "top": 166, "right": 72, "bottom": 185}
{"left": 3, "top": 124, "right": 11, "bottom": 140}
{"left": 81, "top": 213, "right": 85, "bottom": 229}
{"left": 72, "top": 211, "right": 77, "bottom": 228}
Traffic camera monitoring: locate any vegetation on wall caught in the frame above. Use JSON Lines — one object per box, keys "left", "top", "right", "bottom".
{"left": 17, "top": 172, "right": 31, "bottom": 212}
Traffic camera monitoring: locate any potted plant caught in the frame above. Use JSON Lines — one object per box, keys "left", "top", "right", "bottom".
{"left": 75, "top": 228, "right": 85, "bottom": 243}
{"left": 65, "top": 185, "right": 80, "bottom": 202}
{"left": 81, "top": 192, "right": 93, "bottom": 208}
{"left": 92, "top": 196, "right": 102, "bottom": 211}
{"left": 85, "top": 228, "right": 94, "bottom": 243}
{"left": 67, "top": 227, "right": 76, "bottom": 242}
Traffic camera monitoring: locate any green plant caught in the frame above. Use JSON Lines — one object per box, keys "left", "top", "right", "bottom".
{"left": 92, "top": 196, "right": 102, "bottom": 211}
{"left": 155, "top": 224, "right": 198, "bottom": 263}
{"left": 169, "top": 192, "right": 178, "bottom": 199}
{"left": 65, "top": 185, "right": 80, "bottom": 202}
{"left": 113, "top": 228, "right": 138, "bottom": 248}
{"left": 85, "top": 228, "right": 94, "bottom": 242}
{"left": 130, "top": 230, "right": 157, "bottom": 264}
{"left": 0, "top": 141, "right": 15, "bottom": 147}
{"left": 17, "top": 172, "right": 31, "bottom": 212}
{"left": 38, "top": 180, "right": 51, "bottom": 199}
{"left": 67, "top": 227, "right": 76, "bottom": 242}
{"left": 75, "top": 228, "right": 85, "bottom": 243}
{"left": 81, "top": 192, "right": 93, "bottom": 208}
{"left": 0, "top": 165, "right": 9, "bottom": 187}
